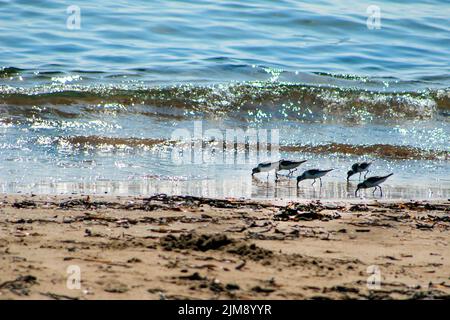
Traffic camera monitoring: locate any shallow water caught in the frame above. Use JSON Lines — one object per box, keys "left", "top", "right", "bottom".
{"left": 0, "top": 0, "right": 449, "bottom": 199}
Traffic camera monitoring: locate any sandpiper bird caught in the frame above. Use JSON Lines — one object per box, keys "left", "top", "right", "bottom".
{"left": 355, "top": 173, "right": 393, "bottom": 197}
{"left": 252, "top": 160, "right": 281, "bottom": 179}
{"left": 297, "top": 169, "right": 333, "bottom": 187}
{"left": 276, "top": 159, "right": 307, "bottom": 177}
{"left": 347, "top": 162, "right": 372, "bottom": 180}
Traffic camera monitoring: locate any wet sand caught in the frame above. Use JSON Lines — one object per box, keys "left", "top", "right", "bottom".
{"left": 0, "top": 194, "right": 449, "bottom": 300}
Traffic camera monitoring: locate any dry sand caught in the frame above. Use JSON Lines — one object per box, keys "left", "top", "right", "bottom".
{"left": 0, "top": 193, "right": 449, "bottom": 300}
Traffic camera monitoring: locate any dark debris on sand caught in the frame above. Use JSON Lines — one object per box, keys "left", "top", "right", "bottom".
{"left": 160, "top": 232, "right": 273, "bottom": 262}
{"left": 12, "top": 200, "right": 37, "bottom": 209}
{"left": 160, "top": 233, "right": 233, "bottom": 252}
{"left": 175, "top": 272, "right": 241, "bottom": 297}
{"left": 144, "top": 194, "right": 272, "bottom": 210}
{"left": 374, "top": 201, "right": 450, "bottom": 212}
{"left": 0, "top": 275, "right": 37, "bottom": 296}
{"left": 54, "top": 194, "right": 273, "bottom": 212}
{"left": 274, "top": 201, "right": 341, "bottom": 221}
{"left": 226, "top": 243, "right": 273, "bottom": 261}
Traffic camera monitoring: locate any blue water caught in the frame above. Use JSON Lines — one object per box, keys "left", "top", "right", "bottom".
{"left": 1, "top": 0, "right": 449, "bottom": 85}
{"left": 0, "top": 0, "right": 449, "bottom": 199}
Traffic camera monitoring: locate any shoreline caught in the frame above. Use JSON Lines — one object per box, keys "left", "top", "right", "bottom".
{"left": 1, "top": 175, "right": 449, "bottom": 201}
{"left": 0, "top": 194, "right": 449, "bottom": 300}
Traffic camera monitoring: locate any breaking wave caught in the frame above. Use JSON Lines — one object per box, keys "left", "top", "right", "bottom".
{"left": 1, "top": 83, "right": 449, "bottom": 122}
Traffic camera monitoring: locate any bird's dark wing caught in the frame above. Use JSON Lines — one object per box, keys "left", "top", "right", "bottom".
{"left": 351, "top": 163, "right": 359, "bottom": 171}
{"left": 364, "top": 176, "right": 383, "bottom": 183}
{"left": 280, "top": 160, "right": 303, "bottom": 166}
{"left": 360, "top": 162, "right": 371, "bottom": 170}
{"left": 307, "top": 169, "right": 320, "bottom": 175}
{"left": 258, "top": 161, "right": 272, "bottom": 168}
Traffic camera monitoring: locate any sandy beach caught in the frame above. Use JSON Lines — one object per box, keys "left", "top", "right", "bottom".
{"left": 0, "top": 193, "right": 449, "bottom": 300}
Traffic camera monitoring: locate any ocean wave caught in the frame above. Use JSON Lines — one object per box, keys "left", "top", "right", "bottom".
{"left": 1, "top": 83, "right": 449, "bottom": 122}
{"left": 0, "top": 67, "right": 23, "bottom": 78}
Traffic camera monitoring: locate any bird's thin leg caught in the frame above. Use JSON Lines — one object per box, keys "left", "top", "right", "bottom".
{"left": 267, "top": 173, "right": 269, "bottom": 180}
{"left": 319, "top": 178, "right": 322, "bottom": 187}
{"left": 372, "top": 187, "right": 377, "bottom": 195}
{"left": 364, "top": 170, "right": 369, "bottom": 179}
{"left": 311, "top": 179, "right": 316, "bottom": 186}
{"left": 379, "top": 186, "right": 383, "bottom": 197}
{"left": 359, "top": 172, "right": 362, "bottom": 180}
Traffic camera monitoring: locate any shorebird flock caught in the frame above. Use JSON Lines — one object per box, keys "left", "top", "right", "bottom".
{"left": 251, "top": 160, "right": 393, "bottom": 197}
